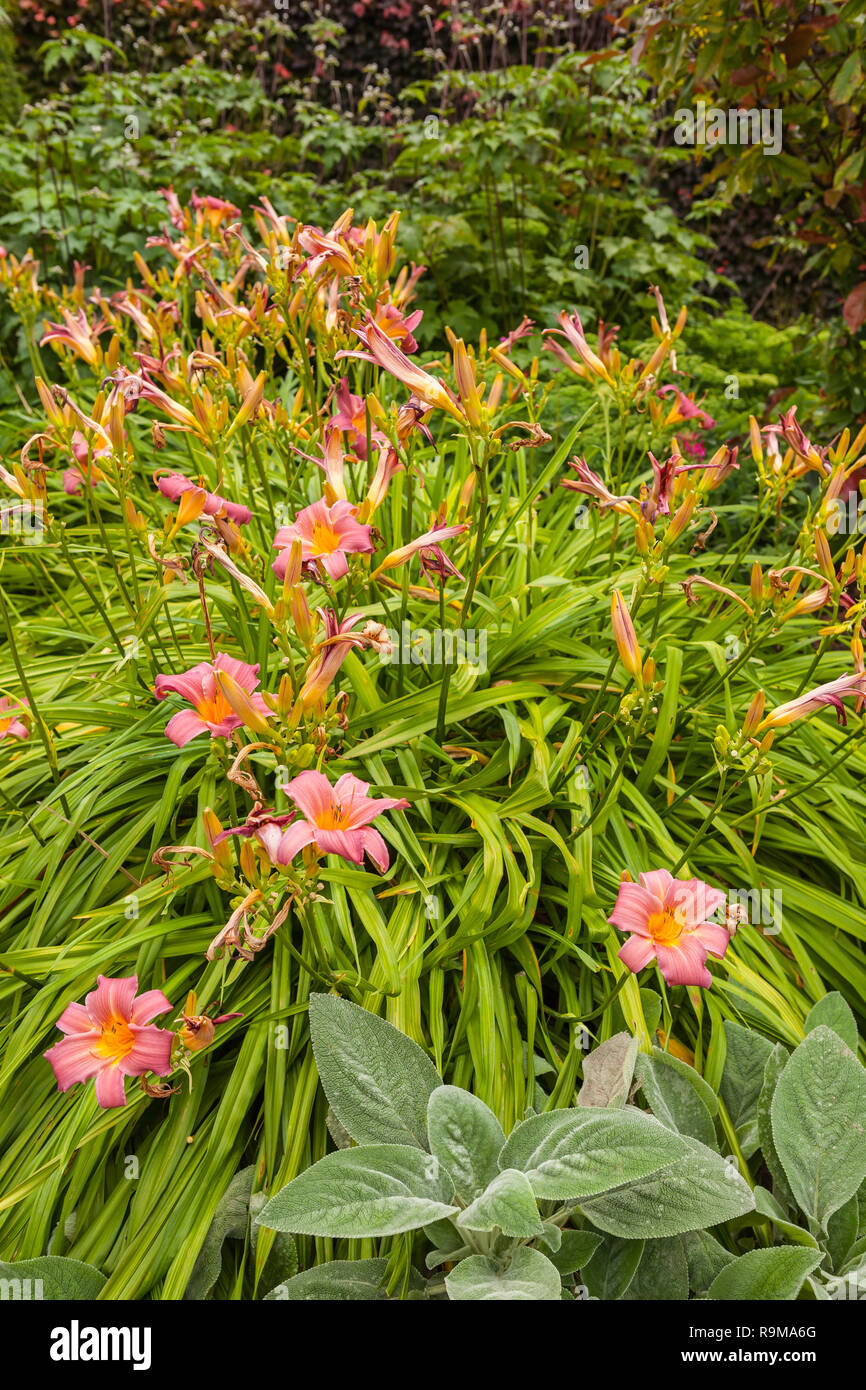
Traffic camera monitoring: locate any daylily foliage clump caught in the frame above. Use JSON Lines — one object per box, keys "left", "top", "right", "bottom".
{"left": 1, "top": 193, "right": 866, "bottom": 1300}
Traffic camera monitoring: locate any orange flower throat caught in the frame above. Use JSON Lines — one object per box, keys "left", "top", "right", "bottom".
{"left": 310, "top": 522, "right": 342, "bottom": 555}
{"left": 92, "top": 1017, "right": 135, "bottom": 1063}
{"left": 195, "top": 691, "right": 233, "bottom": 725}
{"left": 647, "top": 909, "right": 684, "bottom": 947}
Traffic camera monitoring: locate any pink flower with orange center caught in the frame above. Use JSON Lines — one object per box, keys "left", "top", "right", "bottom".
{"left": 371, "top": 521, "right": 467, "bottom": 578}
{"left": 656, "top": 385, "right": 715, "bottom": 430}
{"left": 329, "top": 379, "right": 386, "bottom": 460}
{"left": 258, "top": 771, "right": 408, "bottom": 872}
{"left": 337, "top": 316, "right": 467, "bottom": 423}
{"left": 272, "top": 499, "right": 373, "bottom": 582}
{"left": 371, "top": 300, "right": 423, "bottom": 354}
{"left": 40, "top": 307, "right": 109, "bottom": 367}
{"left": 609, "top": 870, "right": 730, "bottom": 988}
{"left": 155, "top": 471, "right": 252, "bottom": 526}
{"left": 297, "top": 608, "right": 367, "bottom": 709}
{"left": 44, "top": 974, "right": 173, "bottom": 1109}
{"left": 757, "top": 671, "right": 866, "bottom": 730}
{"left": 0, "top": 696, "right": 29, "bottom": 741}
{"left": 154, "top": 653, "right": 271, "bottom": 746}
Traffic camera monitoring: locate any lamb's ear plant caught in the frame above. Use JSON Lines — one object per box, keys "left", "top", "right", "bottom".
{"left": 636, "top": 999, "right": 866, "bottom": 1303}
{"left": 256, "top": 997, "right": 750, "bottom": 1299}
{"left": 255, "top": 995, "right": 866, "bottom": 1301}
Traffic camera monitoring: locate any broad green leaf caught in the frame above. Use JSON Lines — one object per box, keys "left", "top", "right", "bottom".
{"left": 427, "top": 1086, "right": 505, "bottom": 1202}
{"left": 681, "top": 1230, "right": 735, "bottom": 1295}
{"left": 583, "top": 1234, "right": 644, "bottom": 1300}
{"left": 621, "top": 1235, "right": 689, "bottom": 1301}
{"left": 636, "top": 1047, "right": 718, "bottom": 1148}
{"left": 829, "top": 51, "right": 862, "bottom": 106}
{"left": 707, "top": 1247, "right": 823, "bottom": 1301}
{"left": 577, "top": 1032, "right": 638, "bottom": 1108}
{"left": 771, "top": 1026, "right": 866, "bottom": 1227}
{"left": 757, "top": 1043, "right": 796, "bottom": 1211}
{"left": 804, "top": 993, "right": 858, "bottom": 1054}
{"left": 538, "top": 1221, "right": 562, "bottom": 1253}
{"left": 753, "top": 1186, "right": 819, "bottom": 1249}
{"left": 308, "top": 994, "right": 442, "bottom": 1148}
{"left": 445, "top": 1247, "right": 561, "bottom": 1301}
{"left": 720, "top": 1021, "right": 774, "bottom": 1159}
{"left": 580, "top": 1140, "right": 755, "bottom": 1239}
{"left": 457, "top": 1168, "right": 544, "bottom": 1238}
{"left": 826, "top": 1194, "right": 860, "bottom": 1272}
{"left": 547, "top": 1229, "right": 603, "bottom": 1276}
{"left": 264, "top": 1259, "right": 389, "bottom": 1301}
{"left": 498, "top": 1105, "right": 689, "bottom": 1199}
{"left": 256, "top": 1145, "right": 457, "bottom": 1238}
{"left": 185, "top": 1164, "right": 258, "bottom": 1301}
{"left": 0, "top": 1256, "right": 106, "bottom": 1300}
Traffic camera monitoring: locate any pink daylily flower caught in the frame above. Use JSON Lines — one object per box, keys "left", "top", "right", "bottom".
{"left": 295, "top": 219, "right": 356, "bottom": 281}
{"left": 499, "top": 316, "right": 536, "bottom": 352}
{"left": 63, "top": 428, "right": 112, "bottom": 495}
{"left": 40, "top": 307, "right": 109, "bottom": 367}
{"left": 298, "top": 608, "right": 367, "bottom": 708}
{"left": 362, "top": 445, "right": 404, "bottom": 518}
{"left": 371, "top": 300, "right": 423, "bottom": 355}
{"left": 609, "top": 870, "right": 730, "bottom": 989}
{"left": 371, "top": 522, "right": 468, "bottom": 578}
{"left": 762, "top": 406, "right": 827, "bottom": 471}
{"left": 329, "top": 379, "right": 386, "bottom": 460}
{"left": 155, "top": 471, "right": 252, "bottom": 526}
{"left": 657, "top": 385, "right": 715, "bottom": 429}
{"left": 758, "top": 672, "right": 866, "bottom": 730}
{"left": 419, "top": 544, "right": 465, "bottom": 585}
{"left": 272, "top": 499, "right": 373, "bottom": 582}
{"left": 44, "top": 974, "right": 173, "bottom": 1109}
{"left": 544, "top": 311, "right": 615, "bottom": 385}
{"left": 191, "top": 192, "right": 242, "bottom": 222}
{"left": 260, "top": 771, "right": 409, "bottom": 872}
{"left": 562, "top": 457, "right": 638, "bottom": 515}
{"left": 0, "top": 696, "right": 29, "bottom": 741}
{"left": 154, "top": 653, "right": 271, "bottom": 746}
{"left": 337, "top": 316, "right": 467, "bottom": 423}
{"left": 159, "top": 184, "right": 186, "bottom": 231}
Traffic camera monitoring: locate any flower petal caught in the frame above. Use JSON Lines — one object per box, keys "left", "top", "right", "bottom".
{"left": 314, "top": 827, "right": 366, "bottom": 863}
{"left": 164, "top": 709, "right": 208, "bottom": 747}
{"left": 213, "top": 653, "right": 261, "bottom": 692}
{"left": 618, "top": 933, "right": 658, "bottom": 974}
{"left": 122, "top": 1025, "right": 173, "bottom": 1076}
{"left": 94, "top": 1064, "right": 128, "bottom": 1108}
{"left": 272, "top": 820, "right": 316, "bottom": 865}
{"left": 86, "top": 975, "right": 138, "bottom": 1026}
{"left": 655, "top": 938, "right": 712, "bottom": 989}
{"left": 691, "top": 923, "right": 731, "bottom": 960}
{"left": 55, "top": 1001, "right": 96, "bottom": 1035}
{"left": 361, "top": 826, "right": 390, "bottom": 873}
{"left": 608, "top": 881, "right": 660, "bottom": 936}
{"left": 129, "top": 989, "right": 173, "bottom": 1025}
{"left": 44, "top": 1035, "right": 102, "bottom": 1091}
{"left": 640, "top": 869, "right": 674, "bottom": 902}
{"left": 282, "top": 770, "right": 333, "bottom": 823}
{"left": 154, "top": 662, "right": 213, "bottom": 704}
